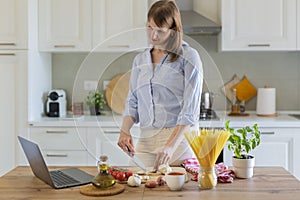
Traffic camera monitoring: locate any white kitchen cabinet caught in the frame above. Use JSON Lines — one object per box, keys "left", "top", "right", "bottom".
{"left": 86, "top": 127, "right": 102, "bottom": 166}
{"left": 28, "top": 127, "right": 89, "bottom": 166}
{"left": 26, "top": 122, "right": 141, "bottom": 167}
{"left": 220, "top": 0, "right": 297, "bottom": 51}
{"left": 38, "top": 0, "right": 148, "bottom": 52}
{"left": 0, "top": 51, "right": 27, "bottom": 176}
{"left": 101, "top": 130, "right": 131, "bottom": 166}
{"left": 224, "top": 127, "right": 300, "bottom": 180}
{"left": 38, "top": 0, "right": 92, "bottom": 52}
{"left": 87, "top": 125, "right": 141, "bottom": 166}
{"left": 0, "top": 52, "right": 16, "bottom": 176}
{"left": 92, "top": 0, "right": 148, "bottom": 51}
{"left": 297, "top": 0, "right": 300, "bottom": 49}
{"left": 87, "top": 126, "right": 130, "bottom": 166}
{"left": 0, "top": 0, "right": 28, "bottom": 50}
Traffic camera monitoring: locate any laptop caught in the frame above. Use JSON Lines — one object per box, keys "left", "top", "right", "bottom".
{"left": 18, "top": 136, "right": 94, "bottom": 189}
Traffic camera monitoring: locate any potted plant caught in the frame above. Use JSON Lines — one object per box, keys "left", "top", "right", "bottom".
{"left": 85, "top": 91, "right": 106, "bottom": 115}
{"left": 225, "top": 120, "right": 261, "bottom": 178}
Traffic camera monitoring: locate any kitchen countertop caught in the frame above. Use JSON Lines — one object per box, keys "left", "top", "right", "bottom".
{"left": 0, "top": 166, "right": 299, "bottom": 200}
{"left": 29, "top": 111, "right": 300, "bottom": 128}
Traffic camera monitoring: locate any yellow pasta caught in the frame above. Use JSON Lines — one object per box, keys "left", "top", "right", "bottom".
{"left": 184, "top": 129, "right": 230, "bottom": 189}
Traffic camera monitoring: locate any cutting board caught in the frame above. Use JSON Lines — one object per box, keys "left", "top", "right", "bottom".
{"left": 228, "top": 112, "right": 250, "bottom": 117}
{"left": 105, "top": 73, "right": 131, "bottom": 114}
{"left": 80, "top": 183, "right": 125, "bottom": 196}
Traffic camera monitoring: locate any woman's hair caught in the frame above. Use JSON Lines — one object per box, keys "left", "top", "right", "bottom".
{"left": 148, "top": 0, "right": 182, "bottom": 62}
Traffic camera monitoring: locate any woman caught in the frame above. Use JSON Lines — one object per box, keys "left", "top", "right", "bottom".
{"left": 118, "top": 0, "right": 203, "bottom": 170}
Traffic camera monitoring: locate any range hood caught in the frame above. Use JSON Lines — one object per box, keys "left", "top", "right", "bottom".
{"left": 180, "top": 11, "right": 221, "bottom": 35}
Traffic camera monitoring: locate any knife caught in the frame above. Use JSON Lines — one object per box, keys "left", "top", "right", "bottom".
{"left": 126, "top": 148, "right": 147, "bottom": 171}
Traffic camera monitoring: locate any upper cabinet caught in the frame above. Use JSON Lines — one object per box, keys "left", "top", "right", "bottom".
{"left": 38, "top": 0, "right": 148, "bottom": 52}
{"left": 38, "top": 0, "right": 92, "bottom": 52}
{"left": 297, "top": 0, "right": 300, "bottom": 49}
{"left": 0, "top": 0, "right": 28, "bottom": 50}
{"left": 92, "top": 0, "right": 148, "bottom": 52}
{"left": 220, "top": 0, "right": 297, "bottom": 51}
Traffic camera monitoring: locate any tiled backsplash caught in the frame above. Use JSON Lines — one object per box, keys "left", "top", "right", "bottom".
{"left": 52, "top": 35, "right": 300, "bottom": 112}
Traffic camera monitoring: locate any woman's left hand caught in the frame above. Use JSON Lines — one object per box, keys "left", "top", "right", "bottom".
{"left": 153, "top": 146, "right": 174, "bottom": 170}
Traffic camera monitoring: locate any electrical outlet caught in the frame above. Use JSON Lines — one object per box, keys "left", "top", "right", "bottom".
{"left": 84, "top": 80, "right": 98, "bottom": 91}
{"left": 103, "top": 80, "right": 110, "bottom": 90}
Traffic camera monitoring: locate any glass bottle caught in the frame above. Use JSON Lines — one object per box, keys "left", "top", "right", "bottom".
{"left": 231, "top": 89, "right": 240, "bottom": 113}
{"left": 240, "top": 100, "right": 246, "bottom": 113}
{"left": 92, "top": 155, "right": 116, "bottom": 188}
{"left": 198, "top": 166, "right": 217, "bottom": 189}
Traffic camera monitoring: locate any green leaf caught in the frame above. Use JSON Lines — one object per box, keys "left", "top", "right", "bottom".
{"left": 245, "top": 126, "right": 252, "bottom": 132}
{"left": 237, "top": 129, "right": 244, "bottom": 134}
{"left": 234, "top": 148, "right": 242, "bottom": 158}
{"left": 231, "top": 134, "right": 241, "bottom": 142}
{"left": 251, "top": 140, "right": 256, "bottom": 149}
{"left": 225, "top": 122, "right": 261, "bottom": 158}
{"left": 225, "top": 120, "right": 230, "bottom": 129}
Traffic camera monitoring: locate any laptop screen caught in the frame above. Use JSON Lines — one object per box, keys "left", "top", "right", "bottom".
{"left": 18, "top": 136, "right": 55, "bottom": 187}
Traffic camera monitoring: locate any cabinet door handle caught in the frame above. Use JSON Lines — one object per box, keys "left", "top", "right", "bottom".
{"left": 107, "top": 45, "right": 130, "bottom": 48}
{"left": 260, "top": 131, "right": 275, "bottom": 135}
{"left": 104, "top": 131, "right": 120, "bottom": 134}
{"left": 0, "top": 43, "right": 16, "bottom": 46}
{"left": 54, "top": 45, "right": 76, "bottom": 48}
{"left": 248, "top": 44, "right": 271, "bottom": 47}
{"left": 46, "top": 153, "right": 68, "bottom": 157}
{"left": 0, "top": 53, "right": 15, "bottom": 56}
{"left": 46, "top": 130, "right": 68, "bottom": 134}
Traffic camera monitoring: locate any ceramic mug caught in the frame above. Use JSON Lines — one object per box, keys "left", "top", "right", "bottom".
{"left": 165, "top": 171, "right": 185, "bottom": 191}
{"left": 171, "top": 167, "right": 189, "bottom": 183}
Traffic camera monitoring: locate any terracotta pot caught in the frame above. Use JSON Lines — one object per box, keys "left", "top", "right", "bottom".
{"left": 232, "top": 156, "right": 255, "bottom": 178}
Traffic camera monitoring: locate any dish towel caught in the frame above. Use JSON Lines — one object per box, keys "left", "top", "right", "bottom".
{"left": 181, "top": 158, "right": 235, "bottom": 183}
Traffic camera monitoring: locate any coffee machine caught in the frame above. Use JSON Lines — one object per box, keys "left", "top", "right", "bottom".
{"left": 46, "top": 89, "right": 67, "bottom": 117}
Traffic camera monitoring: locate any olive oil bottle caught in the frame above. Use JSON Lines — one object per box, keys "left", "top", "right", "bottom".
{"left": 92, "top": 155, "right": 116, "bottom": 188}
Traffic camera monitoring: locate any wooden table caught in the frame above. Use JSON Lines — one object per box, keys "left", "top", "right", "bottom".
{"left": 0, "top": 166, "right": 300, "bottom": 200}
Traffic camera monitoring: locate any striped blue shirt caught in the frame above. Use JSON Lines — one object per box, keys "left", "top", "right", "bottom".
{"left": 123, "top": 41, "right": 203, "bottom": 130}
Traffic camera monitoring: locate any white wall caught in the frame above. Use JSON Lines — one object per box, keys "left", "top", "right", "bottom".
{"left": 51, "top": 34, "right": 300, "bottom": 112}
{"left": 28, "top": 0, "right": 51, "bottom": 121}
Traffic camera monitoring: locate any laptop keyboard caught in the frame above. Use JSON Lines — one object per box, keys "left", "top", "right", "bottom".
{"left": 50, "top": 170, "right": 80, "bottom": 186}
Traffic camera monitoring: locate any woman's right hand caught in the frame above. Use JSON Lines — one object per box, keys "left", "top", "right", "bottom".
{"left": 117, "top": 130, "right": 135, "bottom": 156}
